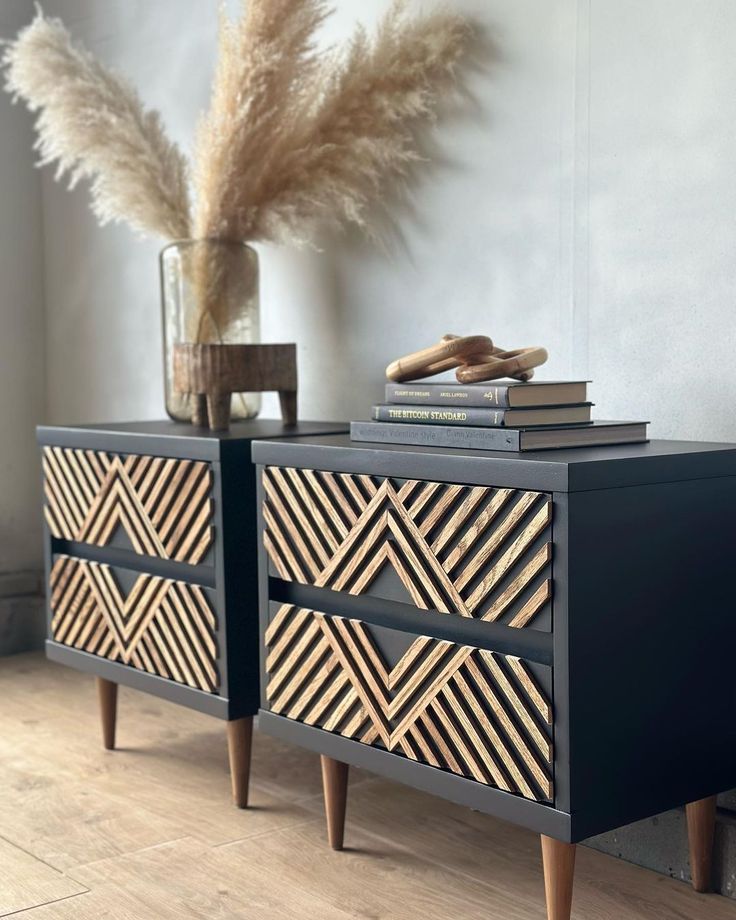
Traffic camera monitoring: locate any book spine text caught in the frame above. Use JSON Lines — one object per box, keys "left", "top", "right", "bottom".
{"left": 373, "top": 404, "right": 511, "bottom": 427}
{"left": 385, "top": 383, "right": 511, "bottom": 408}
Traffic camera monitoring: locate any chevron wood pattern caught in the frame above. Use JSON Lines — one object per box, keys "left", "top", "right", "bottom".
{"left": 42, "top": 447, "right": 214, "bottom": 565}
{"left": 266, "top": 605, "right": 554, "bottom": 802}
{"left": 263, "top": 467, "right": 553, "bottom": 629}
{"left": 50, "top": 556, "right": 219, "bottom": 693}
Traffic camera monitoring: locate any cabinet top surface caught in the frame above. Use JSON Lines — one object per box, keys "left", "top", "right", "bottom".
{"left": 37, "top": 419, "right": 349, "bottom": 460}
{"left": 251, "top": 434, "right": 736, "bottom": 492}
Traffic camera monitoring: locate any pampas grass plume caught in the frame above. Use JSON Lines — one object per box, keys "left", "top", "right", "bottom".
{"left": 2, "top": 1, "right": 471, "bottom": 338}
{"left": 2, "top": 8, "right": 191, "bottom": 239}
{"left": 194, "top": 0, "right": 471, "bottom": 247}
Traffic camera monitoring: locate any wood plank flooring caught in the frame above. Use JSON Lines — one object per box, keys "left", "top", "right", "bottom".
{"left": 0, "top": 652, "right": 733, "bottom": 918}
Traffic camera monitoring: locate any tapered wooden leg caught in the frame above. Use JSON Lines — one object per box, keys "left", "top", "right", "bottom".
{"left": 541, "top": 836, "right": 576, "bottom": 920}
{"left": 96, "top": 677, "right": 117, "bottom": 751}
{"left": 226, "top": 716, "right": 253, "bottom": 808}
{"left": 686, "top": 796, "right": 717, "bottom": 893}
{"left": 321, "top": 755, "right": 349, "bottom": 850}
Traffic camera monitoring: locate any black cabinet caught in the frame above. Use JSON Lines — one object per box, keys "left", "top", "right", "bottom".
{"left": 253, "top": 433, "right": 736, "bottom": 917}
{"left": 38, "top": 418, "right": 347, "bottom": 807}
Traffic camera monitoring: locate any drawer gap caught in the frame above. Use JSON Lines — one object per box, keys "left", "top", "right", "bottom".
{"left": 269, "top": 578, "right": 553, "bottom": 666}
{"left": 54, "top": 539, "right": 216, "bottom": 588}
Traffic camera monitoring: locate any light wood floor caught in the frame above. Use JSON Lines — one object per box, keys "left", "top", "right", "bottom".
{"left": 1, "top": 653, "right": 734, "bottom": 919}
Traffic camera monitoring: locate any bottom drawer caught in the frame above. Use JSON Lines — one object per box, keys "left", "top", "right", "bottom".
{"left": 265, "top": 604, "right": 553, "bottom": 803}
{"left": 50, "top": 555, "right": 219, "bottom": 694}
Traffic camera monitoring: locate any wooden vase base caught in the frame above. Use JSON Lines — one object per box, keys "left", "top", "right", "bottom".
{"left": 173, "top": 343, "right": 298, "bottom": 431}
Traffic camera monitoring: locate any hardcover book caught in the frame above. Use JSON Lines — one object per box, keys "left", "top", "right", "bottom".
{"left": 350, "top": 420, "right": 649, "bottom": 452}
{"left": 372, "top": 403, "right": 592, "bottom": 428}
{"left": 385, "top": 379, "right": 589, "bottom": 408}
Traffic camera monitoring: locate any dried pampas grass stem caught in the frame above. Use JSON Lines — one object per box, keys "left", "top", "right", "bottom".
{"left": 2, "top": 1, "right": 471, "bottom": 342}
{"left": 2, "top": 9, "right": 190, "bottom": 239}
{"left": 194, "top": 0, "right": 470, "bottom": 248}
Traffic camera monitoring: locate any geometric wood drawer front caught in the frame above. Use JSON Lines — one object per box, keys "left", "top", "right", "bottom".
{"left": 263, "top": 466, "right": 553, "bottom": 629}
{"left": 50, "top": 555, "right": 219, "bottom": 693}
{"left": 42, "top": 446, "right": 214, "bottom": 565}
{"left": 265, "top": 604, "right": 554, "bottom": 802}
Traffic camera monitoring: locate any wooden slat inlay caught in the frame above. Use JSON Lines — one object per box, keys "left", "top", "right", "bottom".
{"left": 263, "top": 467, "right": 553, "bottom": 630}
{"left": 42, "top": 447, "right": 214, "bottom": 564}
{"left": 50, "top": 556, "right": 219, "bottom": 693}
{"left": 265, "top": 605, "right": 554, "bottom": 803}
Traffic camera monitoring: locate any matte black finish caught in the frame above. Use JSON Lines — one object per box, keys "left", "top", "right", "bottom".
{"left": 253, "top": 434, "right": 736, "bottom": 844}
{"left": 39, "top": 419, "right": 348, "bottom": 721}
{"left": 270, "top": 579, "right": 554, "bottom": 665}
{"left": 563, "top": 476, "right": 736, "bottom": 839}
{"left": 38, "top": 419, "right": 347, "bottom": 461}
{"left": 251, "top": 433, "right": 736, "bottom": 492}
{"left": 54, "top": 540, "right": 216, "bottom": 587}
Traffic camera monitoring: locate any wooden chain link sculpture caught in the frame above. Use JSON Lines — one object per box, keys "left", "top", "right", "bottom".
{"left": 386, "top": 333, "right": 548, "bottom": 383}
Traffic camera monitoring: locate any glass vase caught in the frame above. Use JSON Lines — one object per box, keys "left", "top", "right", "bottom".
{"left": 160, "top": 239, "right": 261, "bottom": 422}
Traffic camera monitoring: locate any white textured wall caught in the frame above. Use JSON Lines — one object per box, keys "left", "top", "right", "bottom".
{"left": 584, "top": 0, "right": 736, "bottom": 440}
{"left": 0, "top": 0, "right": 46, "bottom": 573}
{"left": 21, "top": 0, "right": 736, "bottom": 438}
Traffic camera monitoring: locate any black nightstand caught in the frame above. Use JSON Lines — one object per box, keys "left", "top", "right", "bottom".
{"left": 38, "top": 419, "right": 347, "bottom": 808}
{"left": 252, "top": 433, "right": 736, "bottom": 919}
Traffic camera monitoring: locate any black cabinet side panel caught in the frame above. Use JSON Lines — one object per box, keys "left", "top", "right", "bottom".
{"left": 219, "top": 446, "right": 260, "bottom": 718}
{"left": 567, "top": 476, "right": 736, "bottom": 840}
{"left": 551, "top": 493, "right": 571, "bottom": 815}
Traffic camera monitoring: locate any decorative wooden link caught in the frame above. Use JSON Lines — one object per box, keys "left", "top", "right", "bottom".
{"left": 385, "top": 334, "right": 548, "bottom": 383}
{"left": 50, "top": 556, "right": 219, "bottom": 693}
{"left": 42, "top": 447, "right": 214, "bottom": 564}
{"left": 266, "top": 605, "right": 554, "bottom": 802}
{"left": 263, "top": 467, "right": 552, "bottom": 629}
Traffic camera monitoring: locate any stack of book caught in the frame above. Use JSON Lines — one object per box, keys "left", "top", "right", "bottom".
{"left": 350, "top": 380, "right": 649, "bottom": 451}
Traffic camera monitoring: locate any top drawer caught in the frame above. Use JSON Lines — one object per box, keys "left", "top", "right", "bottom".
{"left": 262, "top": 466, "right": 553, "bottom": 631}
{"left": 42, "top": 446, "right": 214, "bottom": 565}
